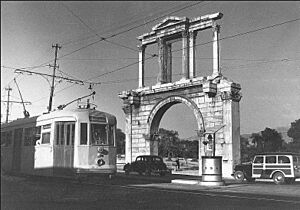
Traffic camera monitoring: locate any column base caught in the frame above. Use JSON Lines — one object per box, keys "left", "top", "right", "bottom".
{"left": 198, "top": 180, "right": 225, "bottom": 186}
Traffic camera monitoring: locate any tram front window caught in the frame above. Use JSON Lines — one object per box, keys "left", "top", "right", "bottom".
{"left": 91, "top": 124, "right": 107, "bottom": 145}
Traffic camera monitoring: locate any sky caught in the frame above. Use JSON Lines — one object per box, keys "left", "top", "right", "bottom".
{"left": 1, "top": 1, "right": 300, "bottom": 138}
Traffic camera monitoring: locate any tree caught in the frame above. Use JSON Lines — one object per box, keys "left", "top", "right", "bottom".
{"left": 286, "top": 119, "right": 300, "bottom": 152}
{"left": 261, "top": 127, "right": 284, "bottom": 152}
{"left": 240, "top": 136, "right": 256, "bottom": 162}
{"left": 287, "top": 119, "right": 300, "bottom": 144}
{"left": 250, "top": 133, "right": 264, "bottom": 153}
{"left": 250, "top": 128, "right": 284, "bottom": 153}
{"left": 116, "top": 128, "right": 125, "bottom": 154}
{"left": 157, "top": 128, "right": 180, "bottom": 158}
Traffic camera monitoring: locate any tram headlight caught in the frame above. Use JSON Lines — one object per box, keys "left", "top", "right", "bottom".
{"left": 97, "top": 153, "right": 104, "bottom": 158}
{"left": 97, "top": 158, "right": 105, "bottom": 166}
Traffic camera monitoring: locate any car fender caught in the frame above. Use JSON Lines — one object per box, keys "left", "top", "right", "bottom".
{"left": 123, "top": 163, "right": 131, "bottom": 170}
{"left": 270, "top": 169, "right": 286, "bottom": 178}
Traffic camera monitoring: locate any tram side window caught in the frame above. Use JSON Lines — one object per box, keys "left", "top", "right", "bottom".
{"left": 7, "top": 131, "right": 12, "bottom": 146}
{"left": 108, "top": 125, "right": 115, "bottom": 146}
{"left": 1, "top": 131, "right": 12, "bottom": 147}
{"left": 71, "top": 124, "right": 75, "bottom": 145}
{"left": 35, "top": 126, "right": 41, "bottom": 142}
{"left": 24, "top": 127, "right": 34, "bottom": 146}
{"left": 66, "top": 124, "right": 70, "bottom": 145}
{"left": 41, "top": 132, "right": 51, "bottom": 144}
{"left": 1, "top": 132, "right": 7, "bottom": 147}
{"left": 60, "top": 124, "right": 65, "bottom": 145}
{"left": 80, "top": 123, "right": 88, "bottom": 145}
{"left": 56, "top": 123, "right": 60, "bottom": 145}
{"left": 91, "top": 124, "right": 107, "bottom": 145}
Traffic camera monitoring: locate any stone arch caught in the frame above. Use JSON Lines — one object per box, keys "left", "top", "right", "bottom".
{"left": 147, "top": 95, "right": 205, "bottom": 136}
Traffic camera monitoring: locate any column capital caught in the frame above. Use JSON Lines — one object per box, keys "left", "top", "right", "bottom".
{"left": 182, "top": 30, "right": 189, "bottom": 38}
{"left": 189, "top": 30, "right": 198, "bottom": 37}
{"left": 157, "top": 37, "right": 165, "bottom": 45}
{"left": 138, "top": 44, "right": 146, "bottom": 51}
{"left": 212, "top": 24, "right": 220, "bottom": 33}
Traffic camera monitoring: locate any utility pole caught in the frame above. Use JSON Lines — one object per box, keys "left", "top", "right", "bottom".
{"left": 5, "top": 86, "right": 12, "bottom": 123}
{"left": 48, "top": 43, "right": 61, "bottom": 112}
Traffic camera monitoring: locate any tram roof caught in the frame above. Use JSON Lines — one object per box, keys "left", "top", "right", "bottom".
{"left": 1, "top": 108, "right": 116, "bottom": 130}
{"left": 1, "top": 116, "right": 38, "bottom": 130}
{"left": 37, "top": 108, "right": 116, "bottom": 124}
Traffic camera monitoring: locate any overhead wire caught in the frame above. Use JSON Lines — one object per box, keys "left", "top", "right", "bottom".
{"left": 60, "top": 1, "right": 205, "bottom": 47}
{"left": 87, "top": 17, "right": 300, "bottom": 82}
{"left": 7, "top": 5, "right": 299, "bottom": 108}
{"left": 57, "top": 1, "right": 205, "bottom": 60}
{"left": 33, "top": 16, "right": 300, "bottom": 101}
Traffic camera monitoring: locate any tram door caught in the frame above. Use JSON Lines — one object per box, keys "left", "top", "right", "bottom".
{"left": 12, "top": 128, "right": 23, "bottom": 172}
{"left": 54, "top": 122, "right": 75, "bottom": 173}
{"left": 64, "top": 123, "right": 75, "bottom": 168}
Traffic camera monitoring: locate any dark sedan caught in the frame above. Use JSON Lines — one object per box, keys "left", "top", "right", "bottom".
{"left": 123, "top": 155, "right": 169, "bottom": 176}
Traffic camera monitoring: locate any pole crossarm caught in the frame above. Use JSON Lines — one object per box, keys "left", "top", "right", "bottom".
{"left": 14, "top": 69, "right": 86, "bottom": 85}
{"left": 1, "top": 100, "right": 31, "bottom": 104}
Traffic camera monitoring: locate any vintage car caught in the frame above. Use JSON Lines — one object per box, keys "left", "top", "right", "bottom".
{"left": 123, "top": 155, "right": 169, "bottom": 176}
{"left": 232, "top": 152, "right": 300, "bottom": 184}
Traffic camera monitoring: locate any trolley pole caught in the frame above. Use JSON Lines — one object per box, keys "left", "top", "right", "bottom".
{"left": 48, "top": 43, "right": 61, "bottom": 112}
{"left": 5, "top": 86, "right": 12, "bottom": 123}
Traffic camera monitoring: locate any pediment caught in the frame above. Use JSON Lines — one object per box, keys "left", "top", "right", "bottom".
{"left": 152, "top": 16, "right": 187, "bottom": 31}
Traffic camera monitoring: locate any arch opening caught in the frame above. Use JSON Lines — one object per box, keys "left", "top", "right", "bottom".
{"left": 147, "top": 95, "right": 204, "bottom": 175}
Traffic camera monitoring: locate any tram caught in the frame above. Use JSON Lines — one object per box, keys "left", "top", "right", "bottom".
{"left": 1, "top": 105, "right": 117, "bottom": 178}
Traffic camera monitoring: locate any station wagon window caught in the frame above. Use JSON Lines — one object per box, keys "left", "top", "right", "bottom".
{"left": 80, "top": 123, "right": 88, "bottom": 145}
{"left": 91, "top": 124, "right": 107, "bottom": 145}
{"left": 266, "top": 156, "right": 276, "bottom": 164}
{"left": 253, "top": 156, "right": 263, "bottom": 164}
{"left": 278, "top": 156, "right": 290, "bottom": 163}
{"left": 41, "top": 132, "right": 50, "bottom": 144}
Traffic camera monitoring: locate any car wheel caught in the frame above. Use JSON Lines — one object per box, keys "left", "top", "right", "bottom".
{"left": 273, "top": 172, "right": 285, "bottom": 185}
{"left": 233, "top": 171, "right": 245, "bottom": 183}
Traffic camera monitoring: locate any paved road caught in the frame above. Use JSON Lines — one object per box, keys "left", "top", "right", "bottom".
{"left": 1, "top": 173, "right": 299, "bottom": 210}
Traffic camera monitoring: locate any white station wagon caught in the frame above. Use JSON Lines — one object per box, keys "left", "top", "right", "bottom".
{"left": 232, "top": 152, "right": 300, "bottom": 184}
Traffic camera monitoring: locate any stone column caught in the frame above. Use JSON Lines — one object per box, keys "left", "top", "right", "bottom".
{"left": 182, "top": 31, "right": 189, "bottom": 79}
{"left": 158, "top": 38, "right": 167, "bottom": 84}
{"left": 122, "top": 105, "right": 133, "bottom": 163}
{"left": 166, "top": 43, "right": 172, "bottom": 83}
{"left": 189, "top": 31, "right": 197, "bottom": 79}
{"left": 212, "top": 24, "right": 220, "bottom": 77}
{"left": 138, "top": 45, "right": 146, "bottom": 88}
